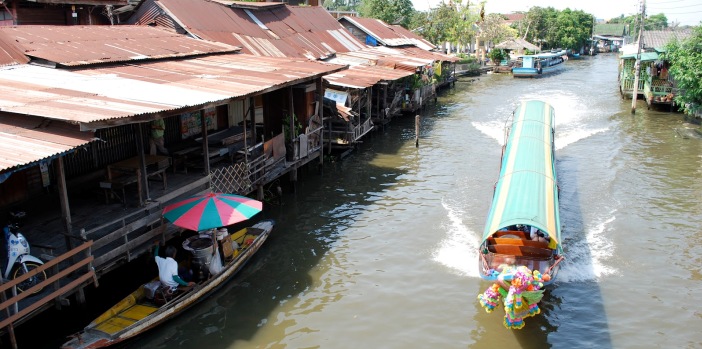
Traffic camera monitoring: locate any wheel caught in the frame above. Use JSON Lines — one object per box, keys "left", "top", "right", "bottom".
{"left": 12, "top": 262, "right": 47, "bottom": 294}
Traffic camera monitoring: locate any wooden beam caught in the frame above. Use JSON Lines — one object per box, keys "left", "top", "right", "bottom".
{"left": 0, "top": 273, "right": 96, "bottom": 330}
{"left": 55, "top": 157, "right": 74, "bottom": 255}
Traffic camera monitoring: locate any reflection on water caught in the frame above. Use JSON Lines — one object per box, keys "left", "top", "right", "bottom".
{"left": 25, "top": 54, "right": 702, "bottom": 349}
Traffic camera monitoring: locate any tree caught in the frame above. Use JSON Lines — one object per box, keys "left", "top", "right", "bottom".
{"left": 663, "top": 26, "right": 702, "bottom": 115}
{"left": 522, "top": 7, "right": 559, "bottom": 49}
{"left": 553, "top": 9, "right": 594, "bottom": 50}
{"left": 645, "top": 13, "right": 668, "bottom": 31}
{"left": 358, "top": 0, "right": 415, "bottom": 28}
{"left": 477, "top": 13, "right": 516, "bottom": 48}
{"left": 409, "top": 1, "right": 478, "bottom": 50}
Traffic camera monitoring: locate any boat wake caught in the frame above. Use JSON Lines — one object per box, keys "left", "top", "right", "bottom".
{"left": 557, "top": 212, "right": 618, "bottom": 282}
{"left": 433, "top": 199, "right": 482, "bottom": 278}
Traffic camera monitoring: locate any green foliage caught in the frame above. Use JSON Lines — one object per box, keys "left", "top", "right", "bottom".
{"left": 646, "top": 13, "right": 668, "bottom": 31}
{"left": 488, "top": 49, "right": 506, "bottom": 63}
{"left": 456, "top": 53, "right": 477, "bottom": 64}
{"left": 323, "top": 0, "right": 361, "bottom": 11}
{"left": 358, "top": 0, "right": 414, "bottom": 28}
{"left": 522, "top": 7, "right": 593, "bottom": 50}
{"left": 409, "top": 0, "right": 478, "bottom": 49}
{"left": 478, "top": 13, "right": 517, "bottom": 45}
{"left": 662, "top": 26, "right": 702, "bottom": 115}
{"left": 283, "top": 114, "right": 302, "bottom": 142}
{"left": 611, "top": 13, "right": 668, "bottom": 38}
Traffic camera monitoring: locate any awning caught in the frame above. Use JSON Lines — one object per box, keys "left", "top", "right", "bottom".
{"left": 619, "top": 52, "right": 659, "bottom": 61}
{"left": 323, "top": 64, "right": 413, "bottom": 89}
{"left": 0, "top": 113, "right": 96, "bottom": 174}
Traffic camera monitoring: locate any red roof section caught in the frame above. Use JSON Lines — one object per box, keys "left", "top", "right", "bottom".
{"left": 0, "top": 25, "right": 240, "bottom": 66}
{"left": 339, "top": 16, "right": 436, "bottom": 50}
{"left": 0, "top": 113, "right": 94, "bottom": 173}
{"left": 151, "top": 0, "right": 365, "bottom": 60}
{"left": 0, "top": 30, "right": 29, "bottom": 67}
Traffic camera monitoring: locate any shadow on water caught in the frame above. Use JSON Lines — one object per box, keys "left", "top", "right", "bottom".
{"left": 16, "top": 100, "right": 446, "bottom": 348}
{"left": 469, "top": 154, "right": 613, "bottom": 349}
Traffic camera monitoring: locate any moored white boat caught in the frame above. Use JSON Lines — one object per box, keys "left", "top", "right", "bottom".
{"left": 512, "top": 50, "right": 567, "bottom": 78}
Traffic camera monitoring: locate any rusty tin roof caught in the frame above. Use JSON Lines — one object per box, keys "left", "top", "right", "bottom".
{"left": 324, "top": 65, "right": 413, "bottom": 89}
{"left": 339, "top": 16, "right": 436, "bottom": 51}
{"left": 0, "top": 30, "right": 29, "bottom": 67}
{"left": 0, "top": 25, "right": 240, "bottom": 67}
{"left": 0, "top": 53, "right": 346, "bottom": 129}
{"left": 0, "top": 113, "right": 95, "bottom": 173}
{"left": 150, "top": 0, "right": 365, "bottom": 59}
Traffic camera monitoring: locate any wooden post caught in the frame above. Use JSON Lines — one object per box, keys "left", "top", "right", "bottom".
{"left": 631, "top": 0, "right": 646, "bottom": 114}
{"left": 317, "top": 77, "right": 324, "bottom": 166}
{"left": 136, "top": 123, "right": 150, "bottom": 204}
{"left": 249, "top": 97, "right": 256, "bottom": 150}
{"left": 415, "top": 115, "right": 420, "bottom": 147}
{"left": 56, "top": 157, "right": 73, "bottom": 254}
{"left": 201, "top": 112, "right": 210, "bottom": 177}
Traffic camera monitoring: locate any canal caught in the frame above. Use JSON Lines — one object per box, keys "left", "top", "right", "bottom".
{"left": 23, "top": 53, "right": 702, "bottom": 348}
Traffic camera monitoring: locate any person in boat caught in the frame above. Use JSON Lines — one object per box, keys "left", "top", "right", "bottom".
{"left": 154, "top": 244, "right": 195, "bottom": 292}
{"left": 529, "top": 226, "right": 550, "bottom": 244}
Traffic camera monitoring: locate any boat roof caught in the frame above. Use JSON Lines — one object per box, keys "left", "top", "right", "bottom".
{"left": 482, "top": 100, "right": 561, "bottom": 248}
{"left": 518, "top": 50, "right": 567, "bottom": 59}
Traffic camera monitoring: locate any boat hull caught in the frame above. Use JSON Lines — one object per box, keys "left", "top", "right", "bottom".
{"left": 62, "top": 219, "right": 275, "bottom": 349}
{"left": 512, "top": 63, "right": 565, "bottom": 78}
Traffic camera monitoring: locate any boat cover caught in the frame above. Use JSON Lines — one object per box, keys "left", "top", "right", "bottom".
{"left": 481, "top": 100, "right": 562, "bottom": 252}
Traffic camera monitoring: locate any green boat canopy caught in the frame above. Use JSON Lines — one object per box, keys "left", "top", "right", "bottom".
{"left": 482, "top": 100, "right": 562, "bottom": 252}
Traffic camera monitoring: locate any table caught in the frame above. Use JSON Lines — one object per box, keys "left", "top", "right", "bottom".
{"left": 105, "top": 155, "right": 170, "bottom": 206}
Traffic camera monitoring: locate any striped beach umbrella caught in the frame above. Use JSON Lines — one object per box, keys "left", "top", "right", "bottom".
{"left": 162, "top": 192, "right": 262, "bottom": 231}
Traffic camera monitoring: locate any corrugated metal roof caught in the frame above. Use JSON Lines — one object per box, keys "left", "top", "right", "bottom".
{"left": 33, "top": 0, "right": 127, "bottom": 4}
{"left": 323, "top": 64, "right": 413, "bottom": 89}
{"left": 0, "top": 53, "right": 346, "bottom": 129}
{"left": 150, "top": 0, "right": 365, "bottom": 59}
{"left": 394, "top": 46, "right": 460, "bottom": 63}
{"left": 0, "top": 113, "right": 95, "bottom": 173}
{"left": 0, "top": 30, "right": 30, "bottom": 67}
{"left": 593, "top": 23, "right": 628, "bottom": 37}
{"left": 641, "top": 30, "right": 692, "bottom": 51}
{"left": 339, "top": 16, "right": 435, "bottom": 51}
{"left": 0, "top": 25, "right": 240, "bottom": 66}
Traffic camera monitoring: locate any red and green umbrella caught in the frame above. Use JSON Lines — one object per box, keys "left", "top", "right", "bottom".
{"left": 162, "top": 192, "right": 262, "bottom": 231}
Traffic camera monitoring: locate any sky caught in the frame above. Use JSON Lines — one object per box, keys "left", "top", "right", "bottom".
{"left": 411, "top": 0, "right": 702, "bottom": 27}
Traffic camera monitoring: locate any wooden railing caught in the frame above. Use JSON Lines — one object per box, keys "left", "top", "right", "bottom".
{"left": 621, "top": 78, "right": 644, "bottom": 92}
{"left": 92, "top": 213, "right": 166, "bottom": 268}
{"left": 353, "top": 118, "right": 374, "bottom": 142}
{"left": 86, "top": 176, "right": 210, "bottom": 273}
{"left": 0, "top": 241, "right": 97, "bottom": 345}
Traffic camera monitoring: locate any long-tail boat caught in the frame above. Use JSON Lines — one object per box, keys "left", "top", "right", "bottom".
{"left": 477, "top": 100, "right": 564, "bottom": 329}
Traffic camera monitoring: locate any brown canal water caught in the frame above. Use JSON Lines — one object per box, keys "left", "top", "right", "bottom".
{"left": 25, "top": 54, "right": 702, "bottom": 348}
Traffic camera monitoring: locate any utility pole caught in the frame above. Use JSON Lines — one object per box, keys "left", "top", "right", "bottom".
{"left": 631, "top": 0, "right": 646, "bottom": 114}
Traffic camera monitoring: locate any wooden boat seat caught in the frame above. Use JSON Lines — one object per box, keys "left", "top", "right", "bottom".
{"left": 494, "top": 230, "right": 526, "bottom": 239}
{"left": 488, "top": 237, "right": 550, "bottom": 249}
{"left": 488, "top": 244, "right": 553, "bottom": 258}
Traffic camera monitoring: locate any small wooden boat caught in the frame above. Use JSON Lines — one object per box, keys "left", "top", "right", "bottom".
{"left": 61, "top": 219, "right": 275, "bottom": 349}
{"left": 512, "top": 50, "right": 567, "bottom": 78}
{"left": 477, "top": 100, "right": 564, "bottom": 329}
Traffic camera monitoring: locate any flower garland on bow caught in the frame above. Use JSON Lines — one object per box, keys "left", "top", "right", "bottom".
{"left": 477, "top": 265, "right": 546, "bottom": 329}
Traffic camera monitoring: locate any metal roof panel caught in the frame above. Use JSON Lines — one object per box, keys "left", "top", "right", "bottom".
{"left": 0, "top": 54, "right": 346, "bottom": 127}
{"left": 0, "top": 113, "right": 95, "bottom": 172}
{"left": 0, "top": 25, "right": 240, "bottom": 66}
